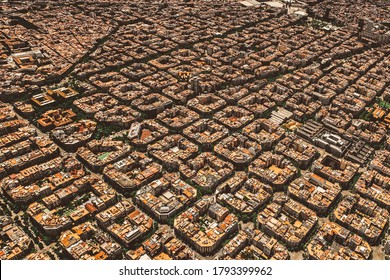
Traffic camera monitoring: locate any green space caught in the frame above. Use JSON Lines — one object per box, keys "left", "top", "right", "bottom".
{"left": 378, "top": 100, "right": 390, "bottom": 109}
{"left": 98, "top": 151, "right": 111, "bottom": 161}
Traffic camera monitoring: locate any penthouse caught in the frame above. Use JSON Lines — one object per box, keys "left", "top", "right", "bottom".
{"left": 312, "top": 155, "right": 359, "bottom": 188}
{"left": 103, "top": 152, "right": 162, "bottom": 193}
{"left": 257, "top": 194, "right": 318, "bottom": 250}
{"left": 358, "top": 73, "right": 388, "bottom": 94}
{"left": 73, "top": 93, "right": 118, "bottom": 117}
{"left": 370, "top": 150, "right": 390, "bottom": 176}
{"left": 41, "top": 174, "right": 116, "bottom": 211}
{"left": 77, "top": 139, "right": 131, "bottom": 172}
{"left": 0, "top": 220, "right": 32, "bottom": 260}
{"left": 67, "top": 205, "right": 91, "bottom": 225}
{"left": 285, "top": 93, "right": 321, "bottom": 122}
{"left": 110, "top": 82, "right": 148, "bottom": 105}
{"left": 132, "top": 227, "right": 195, "bottom": 260}
{"left": 217, "top": 174, "right": 273, "bottom": 215}
{"left": 131, "top": 93, "right": 173, "bottom": 118}
{"left": 5, "top": 158, "right": 87, "bottom": 204}
{"left": 163, "top": 236, "right": 196, "bottom": 260}
{"left": 148, "top": 135, "right": 198, "bottom": 170}
{"left": 347, "top": 120, "right": 387, "bottom": 146}
{"left": 135, "top": 176, "right": 196, "bottom": 222}
{"left": 183, "top": 119, "right": 228, "bottom": 150}
{"left": 86, "top": 176, "right": 118, "bottom": 206}
{"left": 140, "top": 72, "right": 177, "bottom": 92}
{"left": 332, "top": 94, "right": 367, "bottom": 118}
{"left": 1, "top": 0, "right": 389, "bottom": 260}
{"left": 216, "top": 86, "right": 250, "bottom": 105}
{"left": 95, "top": 200, "right": 135, "bottom": 228}
{"left": 107, "top": 209, "right": 153, "bottom": 248}
{"left": 212, "top": 65, "right": 252, "bottom": 86}
{"left": 249, "top": 152, "right": 298, "bottom": 191}
{"left": 162, "top": 83, "right": 196, "bottom": 104}
{"left": 149, "top": 55, "right": 180, "bottom": 70}
{"left": 25, "top": 252, "right": 51, "bottom": 260}
{"left": 0, "top": 103, "right": 16, "bottom": 122}
{"left": 260, "top": 83, "right": 292, "bottom": 106}
{"left": 121, "top": 63, "right": 156, "bottom": 81}
{"left": 27, "top": 202, "right": 72, "bottom": 237}
{"left": 317, "top": 74, "right": 349, "bottom": 96}
{"left": 13, "top": 101, "right": 35, "bottom": 118}
{"left": 187, "top": 94, "right": 226, "bottom": 116}
{"left": 251, "top": 229, "right": 289, "bottom": 260}
{"left": 307, "top": 222, "right": 372, "bottom": 260}
{"left": 242, "top": 119, "right": 285, "bottom": 150}
{"left": 387, "top": 137, "right": 390, "bottom": 151}
{"left": 238, "top": 93, "right": 275, "bottom": 117}
{"left": 304, "top": 84, "right": 337, "bottom": 105}
{"left": 275, "top": 134, "right": 319, "bottom": 169}
{"left": 355, "top": 170, "right": 390, "bottom": 210}
{"left": 220, "top": 230, "right": 250, "bottom": 259}
{"left": 189, "top": 74, "right": 224, "bottom": 94}
{"left": 171, "top": 49, "right": 200, "bottom": 64}
{"left": 255, "top": 65, "right": 280, "bottom": 80}
{"left": 157, "top": 106, "right": 199, "bottom": 131}
{"left": 89, "top": 72, "right": 128, "bottom": 91}
{"left": 345, "top": 84, "right": 377, "bottom": 104}
{"left": 1, "top": 155, "right": 83, "bottom": 193}
{"left": 0, "top": 135, "right": 58, "bottom": 179}
{"left": 0, "top": 119, "right": 31, "bottom": 136}
{"left": 288, "top": 172, "right": 341, "bottom": 215}
{"left": 316, "top": 107, "right": 352, "bottom": 134}
{"left": 214, "top": 106, "right": 254, "bottom": 131}
{"left": 134, "top": 231, "right": 166, "bottom": 259}
{"left": 174, "top": 199, "right": 238, "bottom": 255}
{"left": 94, "top": 105, "right": 140, "bottom": 129}
{"left": 214, "top": 133, "right": 261, "bottom": 169}
{"left": 180, "top": 152, "right": 234, "bottom": 190}
{"left": 51, "top": 120, "right": 97, "bottom": 152}
{"left": 127, "top": 120, "right": 169, "bottom": 148}
{"left": 59, "top": 223, "right": 121, "bottom": 260}
{"left": 41, "top": 181, "right": 81, "bottom": 210}
{"left": 333, "top": 194, "right": 389, "bottom": 245}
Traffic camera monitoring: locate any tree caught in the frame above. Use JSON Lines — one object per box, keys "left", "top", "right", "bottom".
{"left": 241, "top": 214, "right": 250, "bottom": 222}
